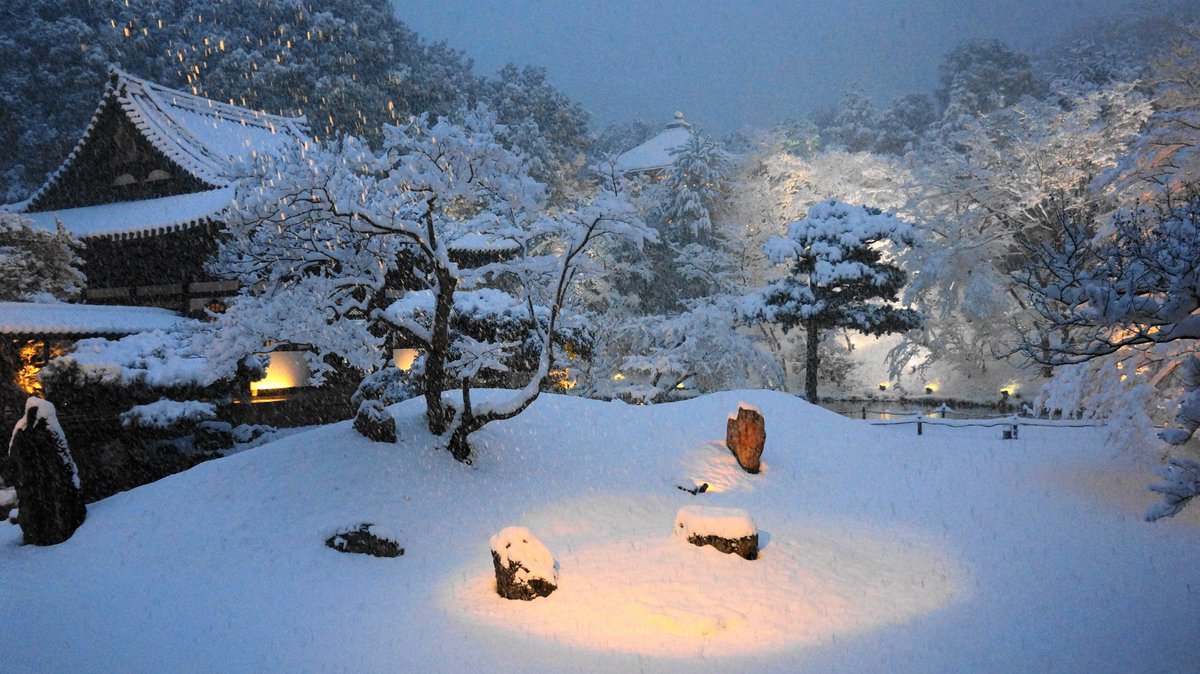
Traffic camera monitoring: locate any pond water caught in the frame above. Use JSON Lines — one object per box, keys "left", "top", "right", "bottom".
{"left": 818, "top": 398, "right": 1009, "bottom": 421}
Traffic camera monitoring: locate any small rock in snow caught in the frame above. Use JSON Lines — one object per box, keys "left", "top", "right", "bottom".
{"left": 675, "top": 505, "right": 759, "bottom": 560}
{"left": 489, "top": 526, "right": 557, "bottom": 600}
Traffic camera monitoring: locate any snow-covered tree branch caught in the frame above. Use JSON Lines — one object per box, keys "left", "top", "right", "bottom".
{"left": 209, "top": 108, "right": 650, "bottom": 462}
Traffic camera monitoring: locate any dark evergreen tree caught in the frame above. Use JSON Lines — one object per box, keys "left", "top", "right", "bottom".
{"left": 936, "top": 39, "right": 1046, "bottom": 116}
{"left": 476, "top": 64, "right": 591, "bottom": 200}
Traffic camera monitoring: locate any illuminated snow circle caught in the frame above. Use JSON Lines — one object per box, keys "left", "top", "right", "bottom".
{"left": 444, "top": 494, "right": 961, "bottom": 658}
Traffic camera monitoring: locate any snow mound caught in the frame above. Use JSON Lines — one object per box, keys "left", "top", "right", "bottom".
{"left": 0, "top": 390, "right": 1197, "bottom": 672}
{"left": 120, "top": 399, "right": 217, "bottom": 429}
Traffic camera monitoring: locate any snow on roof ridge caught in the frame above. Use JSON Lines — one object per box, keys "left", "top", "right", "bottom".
{"left": 17, "top": 67, "right": 308, "bottom": 211}
{"left": 22, "top": 187, "right": 234, "bottom": 239}
{"left": 111, "top": 66, "right": 305, "bottom": 129}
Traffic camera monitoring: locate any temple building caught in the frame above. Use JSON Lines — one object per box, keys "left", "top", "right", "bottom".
{"left": 1, "top": 68, "right": 519, "bottom": 416}
{"left": 10, "top": 66, "right": 310, "bottom": 314}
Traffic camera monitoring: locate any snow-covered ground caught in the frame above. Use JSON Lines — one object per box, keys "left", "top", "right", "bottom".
{"left": 0, "top": 390, "right": 1196, "bottom": 672}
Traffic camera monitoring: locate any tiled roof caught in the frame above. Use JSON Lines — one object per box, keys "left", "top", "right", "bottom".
{"left": 22, "top": 188, "right": 233, "bottom": 239}
{"left": 21, "top": 67, "right": 308, "bottom": 212}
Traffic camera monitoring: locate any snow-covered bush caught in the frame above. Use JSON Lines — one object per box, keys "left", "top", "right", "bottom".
{"left": 353, "top": 400, "right": 396, "bottom": 444}
{"left": 351, "top": 365, "right": 425, "bottom": 410}
{"left": 0, "top": 214, "right": 85, "bottom": 302}
{"left": 120, "top": 399, "right": 218, "bottom": 432}
{"left": 36, "top": 332, "right": 240, "bottom": 502}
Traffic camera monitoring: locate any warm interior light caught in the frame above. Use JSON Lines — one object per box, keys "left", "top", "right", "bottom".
{"left": 612, "top": 373, "right": 626, "bottom": 380}
{"left": 17, "top": 341, "right": 45, "bottom": 395}
{"left": 549, "top": 368, "right": 576, "bottom": 391}
{"left": 392, "top": 348, "right": 420, "bottom": 371}
{"left": 1000, "top": 389, "right": 1011, "bottom": 397}
{"left": 878, "top": 382, "right": 888, "bottom": 391}
{"left": 250, "top": 351, "right": 311, "bottom": 395}
{"left": 924, "top": 385, "right": 935, "bottom": 394}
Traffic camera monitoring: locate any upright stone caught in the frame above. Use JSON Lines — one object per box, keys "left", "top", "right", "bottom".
{"left": 3, "top": 398, "right": 86, "bottom": 546}
{"left": 489, "top": 526, "right": 557, "bottom": 600}
{"left": 726, "top": 405, "right": 766, "bottom": 473}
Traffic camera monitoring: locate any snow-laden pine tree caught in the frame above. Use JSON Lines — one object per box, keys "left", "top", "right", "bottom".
{"left": 0, "top": 214, "right": 85, "bottom": 302}
{"left": 721, "top": 136, "right": 913, "bottom": 389}
{"left": 743, "top": 199, "right": 921, "bottom": 402}
{"left": 207, "top": 108, "right": 650, "bottom": 462}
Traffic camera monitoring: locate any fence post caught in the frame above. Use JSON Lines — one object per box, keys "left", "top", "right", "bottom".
{"left": 861, "top": 405, "right": 867, "bottom": 420}
{"left": 917, "top": 415, "right": 923, "bottom": 436}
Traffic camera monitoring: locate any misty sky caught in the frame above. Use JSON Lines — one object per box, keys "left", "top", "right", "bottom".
{"left": 393, "top": 0, "right": 1139, "bottom": 133}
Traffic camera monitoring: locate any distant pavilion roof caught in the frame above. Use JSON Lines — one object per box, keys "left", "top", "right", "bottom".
{"left": 0, "top": 302, "right": 191, "bottom": 338}
{"left": 614, "top": 112, "right": 693, "bottom": 174}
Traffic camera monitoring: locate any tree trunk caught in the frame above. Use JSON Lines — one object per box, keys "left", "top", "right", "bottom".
{"left": 804, "top": 323, "right": 820, "bottom": 403}
{"left": 448, "top": 426, "right": 473, "bottom": 464}
{"left": 423, "top": 268, "right": 458, "bottom": 435}
{"left": 1039, "top": 333, "right": 1053, "bottom": 378}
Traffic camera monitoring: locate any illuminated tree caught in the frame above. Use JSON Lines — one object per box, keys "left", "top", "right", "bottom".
{"left": 743, "top": 199, "right": 921, "bottom": 402}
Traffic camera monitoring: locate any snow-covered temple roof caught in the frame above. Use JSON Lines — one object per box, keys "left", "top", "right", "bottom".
{"left": 614, "top": 112, "right": 693, "bottom": 174}
{"left": 24, "top": 67, "right": 308, "bottom": 209}
{"left": 22, "top": 188, "right": 234, "bottom": 239}
{"left": 0, "top": 302, "right": 190, "bottom": 337}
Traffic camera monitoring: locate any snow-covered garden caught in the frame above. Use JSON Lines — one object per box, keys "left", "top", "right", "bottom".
{"left": 4, "top": 2, "right": 1200, "bottom": 671}
{"left": 1, "top": 391, "right": 1197, "bottom": 671}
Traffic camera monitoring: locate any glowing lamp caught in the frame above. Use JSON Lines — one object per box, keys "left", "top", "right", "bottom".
{"left": 392, "top": 348, "right": 420, "bottom": 371}
{"left": 924, "top": 385, "right": 935, "bottom": 395}
{"left": 1000, "top": 389, "right": 1011, "bottom": 398}
{"left": 250, "top": 351, "right": 311, "bottom": 395}
{"left": 879, "top": 383, "right": 888, "bottom": 391}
